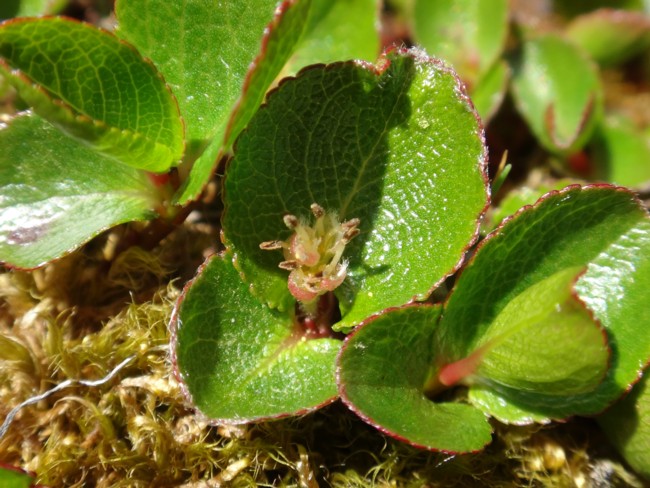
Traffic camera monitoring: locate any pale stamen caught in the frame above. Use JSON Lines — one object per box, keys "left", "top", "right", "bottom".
{"left": 259, "top": 203, "right": 360, "bottom": 311}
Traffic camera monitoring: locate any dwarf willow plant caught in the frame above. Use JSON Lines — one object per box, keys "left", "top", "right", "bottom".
{"left": 1, "top": 0, "right": 650, "bottom": 468}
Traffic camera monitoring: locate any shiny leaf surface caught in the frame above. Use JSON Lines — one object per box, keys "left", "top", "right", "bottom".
{"left": 223, "top": 49, "right": 489, "bottom": 328}
{"left": 338, "top": 305, "right": 493, "bottom": 453}
{"left": 0, "top": 112, "right": 158, "bottom": 268}
{"left": 0, "top": 17, "right": 183, "bottom": 171}
{"left": 438, "top": 185, "right": 650, "bottom": 422}
{"left": 173, "top": 254, "right": 340, "bottom": 422}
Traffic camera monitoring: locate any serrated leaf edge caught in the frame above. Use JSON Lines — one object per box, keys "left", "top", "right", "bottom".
{"left": 169, "top": 251, "right": 339, "bottom": 425}
{"left": 465, "top": 268, "right": 612, "bottom": 423}
{"left": 336, "top": 302, "right": 494, "bottom": 454}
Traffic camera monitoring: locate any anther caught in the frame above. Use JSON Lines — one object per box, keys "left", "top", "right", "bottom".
{"left": 259, "top": 240, "right": 285, "bottom": 250}
{"left": 310, "top": 203, "right": 325, "bottom": 218}
{"left": 260, "top": 203, "right": 361, "bottom": 310}
{"left": 283, "top": 214, "right": 299, "bottom": 229}
{"left": 342, "top": 218, "right": 360, "bottom": 229}
{"left": 279, "top": 260, "right": 299, "bottom": 270}
{"left": 343, "top": 228, "right": 360, "bottom": 242}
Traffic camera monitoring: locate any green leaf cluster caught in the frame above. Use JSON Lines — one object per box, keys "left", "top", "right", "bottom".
{"left": 175, "top": 48, "right": 489, "bottom": 423}
{"left": 340, "top": 185, "right": 650, "bottom": 452}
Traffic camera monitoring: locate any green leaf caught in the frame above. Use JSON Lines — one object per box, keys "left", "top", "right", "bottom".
{"left": 591, "top": 115, "right": 650, "bottom": 187}
{"left": 573, "top": 208, "right": 650, "bottom": 413}
{"left": 116, "top": 0, "right": 283, "bottom": 151}
{"left": 0, "top": 112, "right": 159, "bottom": 268}
{"left": 173, "top": 253, "right": 340, "bottom": 422}
{"left": 216, "top": 0, "right": 381, "bottom": 207}
{"left": 282, "top": 0, "right": 380, "bottom": 76}
{"left": 598, "top": 372, "right": 650, "bottom": 480}
{"left": 511, "top": 35, "right": 603, "bottom": 154}
{"left": 338, "top": 305, "right": 493, "bottom": 453}
{"left": 411, "top": 0, "right": 509, "bottom": 85}
{"left": 474, "top": 267, "right": 608, "bottom": 395}
{"left": 223, "top": 49, "right": 489, "bottom": 328}
{"left": 470, "top": 60, "right": 509, "bottom": 123}
{"left": 437, "top": 185, "right": 650, "bottom": 422}
{"left": 0, "top": 17, "right": 184, "bottom": 172}
{"left": 566, "top": 9, "right": 650, "bottom": 66}
{"left": 116, "top": 0, "right": 314, "bottom": 204}
{"left": 486, "top": 179, "right": 577, "bottom": 232}
{"left": 0, "top": 0, "right": 67, "bottom": 18}
{"left": 0, "top": 465, "right": 34, "bottom": 488}
{"left": 464, "top": 268, "right": 609, "bottom": 422}
{"left": 553, "top": 0, "right": 646, "bottom": 19}
{"left": 467, "top": 388, "right": 554, "bottom": 425}
{"left": 219, "top": 0, "right": 313, "bottom": 160}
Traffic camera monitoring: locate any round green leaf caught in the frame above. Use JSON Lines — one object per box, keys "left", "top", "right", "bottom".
{"left": 573, "top": 212, "right": 650, "bottom": 412}
{"left": 283, "top": 0, "right": 380, "bottom": 76}
{"left": 116, "top": 0, "right": 292, "bottom": 152}
{"left": 511, "top": 35, "right": 603, "bottom": 154}
{"left": 591, "top": 115, "right": 650, "bottom": 187}
{"left": 438, "top": 185, "right": 650, "bottom": 421}
{"left": 411, "top": 0, "right": 509, "bottom": 86}
{"left": 462, "top": 268, "right": 610, "bottom": 422}
{"left": 116, "top": 0, "right": 315, "bottom": 204}
{"left": 0, "top": 17, "right": 184, "bottom": 172}
{"left": 566, "top": 9, "right": 650, "bottom": 66}
{"left": 338, "top": 305, "right": 493, "bottom": 453}
{"left": 598, "top": 372, "right": 650, "bottom": 480}
{"left": 173, "top": 253, "right": 340, "bottom": 422}
{"left": 224, "top": 49, "right": 489, "bottom": 328}
{"left": 474, "top": 267, "right": 609, "bottom": 396}
{"left": 0, "top": 112, "right": 159, "bottom": 269}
